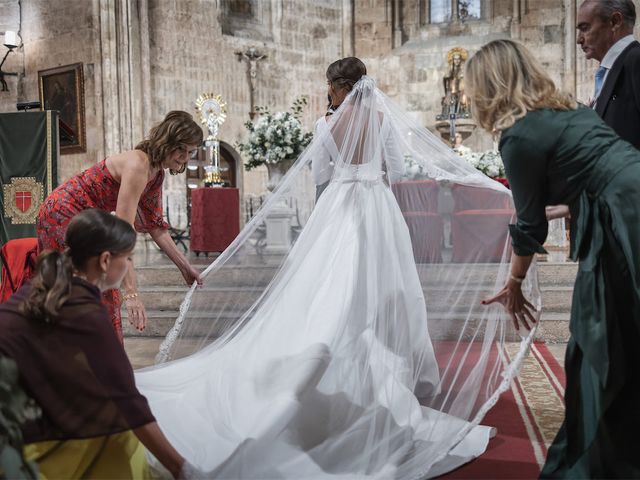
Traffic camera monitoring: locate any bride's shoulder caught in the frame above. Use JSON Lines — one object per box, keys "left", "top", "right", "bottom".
{"left": 315, "top": 115, "right": 332, "bottom": 130}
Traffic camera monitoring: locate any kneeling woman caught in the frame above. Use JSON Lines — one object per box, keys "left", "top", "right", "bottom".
{"left": 0, "top": 209, "right": 184, "bottom": 479}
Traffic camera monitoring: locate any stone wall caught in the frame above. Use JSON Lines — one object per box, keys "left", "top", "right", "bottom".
{"left": 0, "top": 0, "right": 22, "bottom": 113}
{"left": 18, "top": 0, "right": 102, "bottom": 181}
{"left": 0, "top": 0, "right": 345, "bottom": 228}
{"left": 147, "top": 0, "right": 345, "bottom": 223}
{"left": 351, "top": 0, "right": 637, "bottom": 152}
{"left": 352, "top": 0, "right": 583, "bottom": 151}
{"left": 0, "top": 0, "right": 104, "bottom": 181}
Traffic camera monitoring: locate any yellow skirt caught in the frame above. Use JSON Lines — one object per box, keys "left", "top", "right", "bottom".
{"left": 23, "top": 431, "right": 151, "bottom": 479}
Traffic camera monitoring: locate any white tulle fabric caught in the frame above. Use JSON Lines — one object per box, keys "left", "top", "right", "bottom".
{"left": 135, "top": 76, "right": 541, "bottom": 479}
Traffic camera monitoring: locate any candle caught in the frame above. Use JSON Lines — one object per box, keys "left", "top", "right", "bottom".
{"left": 4, "top": 30, "right": 17, "bottom": 48}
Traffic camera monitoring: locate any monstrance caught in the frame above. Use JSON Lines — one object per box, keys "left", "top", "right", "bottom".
{"left": 195, "top": 93, "right": 228, "bottom": 187}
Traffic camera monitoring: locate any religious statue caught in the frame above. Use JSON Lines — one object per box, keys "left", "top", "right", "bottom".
{"left": 453, "top": 132, "right": 471, "bottom": 156}
{"left": 195, "top": 93, "right": 228, "bottom": 187}
{"left": 441, "top": 47, "right": 470, "bottom": 118}
{"left": 235, "top": 47, "right": 267, "bottom": 119}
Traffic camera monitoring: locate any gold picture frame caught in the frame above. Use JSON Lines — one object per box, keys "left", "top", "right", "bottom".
{"left": 38, "top": 63, "right": 86, "bottom": 154}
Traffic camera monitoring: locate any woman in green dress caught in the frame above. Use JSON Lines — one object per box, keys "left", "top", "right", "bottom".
{"left": 466, "top": 39, "right": 640, "bottom": 478}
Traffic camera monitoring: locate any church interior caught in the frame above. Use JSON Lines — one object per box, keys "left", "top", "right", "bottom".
{"left": 1, "top": 0, "right": 639, "bottom": 478}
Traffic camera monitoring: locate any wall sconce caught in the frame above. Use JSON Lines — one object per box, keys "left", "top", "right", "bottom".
{"left": 1, "top": 31, "right": 20, "bottom": 92}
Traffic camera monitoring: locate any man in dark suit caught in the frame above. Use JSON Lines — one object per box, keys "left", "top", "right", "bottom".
{"left": 546, "top": 0, "right": 638, "bottom": 221}
{"left": 578, "top": 0, "right": 640, "bottom": 149}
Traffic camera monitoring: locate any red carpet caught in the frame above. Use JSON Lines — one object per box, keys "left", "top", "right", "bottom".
{"left": 441, "top": 342, "right": 566, "bottom": 479}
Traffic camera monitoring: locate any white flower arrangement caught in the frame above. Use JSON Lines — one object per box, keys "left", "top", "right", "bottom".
{"left": 403, "top": 154, "right": 431, "bottom": 180}
{"left": 401, "top": 148, "right": 505, "bottom": 181}
{"left": 456, "top": 148, "right": 505, "bottom": 178}
{"left": 238, "top": 97, "right": 314, "bottom": 171}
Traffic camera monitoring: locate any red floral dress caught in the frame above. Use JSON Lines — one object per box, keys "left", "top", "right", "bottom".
{"left": 36, "top": 160, "right": 169, "bottom": 343}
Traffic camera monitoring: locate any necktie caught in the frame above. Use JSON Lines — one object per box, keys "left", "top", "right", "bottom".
{"left": 594, "top": 65, "right": 607, "bottom": 100}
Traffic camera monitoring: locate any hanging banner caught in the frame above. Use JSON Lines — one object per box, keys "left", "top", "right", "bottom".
{"left": 0, "top": 111, "right": 59, "bottom": 244}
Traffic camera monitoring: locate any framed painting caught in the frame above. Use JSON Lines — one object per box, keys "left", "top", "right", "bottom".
{"left": 38, "top": 63, "right": 86, "bottom": 154}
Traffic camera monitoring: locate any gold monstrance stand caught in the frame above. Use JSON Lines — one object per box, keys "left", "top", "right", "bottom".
{"left": 195, "top": 94, "right": 227, "bottom": 187}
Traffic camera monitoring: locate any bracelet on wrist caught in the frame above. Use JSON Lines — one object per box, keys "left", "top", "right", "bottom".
{"left": 123, "top": 292, "right": 139, "bottom": 300}
{"left": 509, "top": 273, "right": 525, "bottom": 284}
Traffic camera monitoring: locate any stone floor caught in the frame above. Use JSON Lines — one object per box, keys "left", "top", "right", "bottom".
{"left": 125, "top": 337, "right": 164, "bottom": 369}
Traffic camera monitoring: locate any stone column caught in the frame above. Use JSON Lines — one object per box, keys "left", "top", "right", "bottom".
{"left": 137, "top": 0, "right": 153, "bottom": 136}
{"left": 563, "top": 0, "right": 577, "bottom": 94}
{"left": 98, "top": 0, "right": 121, "bottom": 156}
{"left": 418, "top": 0, "right": 427, "bottom": 26}
{"left": 98, "top": 0, "right": 155, "bottom": 248}
{"left": 451, "top": 0, "right": 459, "bottom": 22}
{"left": 511, "top": 0, "right": 522, "bottom": 38}
{"left": 98, "top": 0, "right": 151, "bottom": 156}
{"left": 392, "top": 0, "right": 403, "bottom": 48}
{"left": 342, "top": 0, "right": 355, "bottom": 57}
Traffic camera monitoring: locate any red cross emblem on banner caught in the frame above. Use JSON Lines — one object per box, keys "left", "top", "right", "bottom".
{"left": 15, "top": 191, "right": 32, "bottom": 213}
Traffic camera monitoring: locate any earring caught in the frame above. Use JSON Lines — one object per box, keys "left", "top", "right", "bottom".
{"left": 99, "top": 271, "right": 107, "bottom": 290}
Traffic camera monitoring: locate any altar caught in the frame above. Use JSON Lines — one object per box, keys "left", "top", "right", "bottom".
{"left": 190, "top": 187, "right": 240, "bottom": 255}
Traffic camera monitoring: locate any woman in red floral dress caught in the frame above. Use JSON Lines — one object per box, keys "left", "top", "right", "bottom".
{"left": 37, "top": 111, "right": 203, "bottom": 342}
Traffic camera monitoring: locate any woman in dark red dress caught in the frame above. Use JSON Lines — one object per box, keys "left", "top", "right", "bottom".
{"left": 37, "top": 111, "right": 203, "bottom": 342}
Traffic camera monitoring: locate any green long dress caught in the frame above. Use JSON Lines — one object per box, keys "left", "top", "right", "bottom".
{"left": 499, "top": 106, "right": 640, "bottom": 479}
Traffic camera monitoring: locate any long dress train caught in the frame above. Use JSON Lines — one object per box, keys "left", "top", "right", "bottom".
{"left": 136, "top": 76, "right": 536, "bottom": 479}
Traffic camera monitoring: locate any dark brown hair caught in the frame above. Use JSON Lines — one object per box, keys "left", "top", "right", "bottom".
{"left": 20, "top": 209, "right": 137, "bottom": 323}
{"left": 326, "top": 57, "right": 367, "bottom": 93}
{"left": 135, "top": 111, "right": 203, "bottom": 175}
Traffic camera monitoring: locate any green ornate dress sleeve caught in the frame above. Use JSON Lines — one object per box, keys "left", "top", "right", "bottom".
{"left": 500, "top": 131, "right": 549, "bottom": 256}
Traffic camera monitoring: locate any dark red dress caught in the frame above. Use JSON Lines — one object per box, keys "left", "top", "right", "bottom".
{"left": 36, "top": 159, "right": 169, "bottom": 342}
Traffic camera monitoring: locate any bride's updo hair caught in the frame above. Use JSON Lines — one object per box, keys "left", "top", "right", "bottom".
{"left": 326, "top": 57, "right": 367, "bottom": 92}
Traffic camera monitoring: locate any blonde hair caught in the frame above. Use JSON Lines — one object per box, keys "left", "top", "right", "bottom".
{"left": 465, "top": 39, "right": 576, "bottom": 132}
{"left": 135, "top": 111, "right": 203, "bottom": 174}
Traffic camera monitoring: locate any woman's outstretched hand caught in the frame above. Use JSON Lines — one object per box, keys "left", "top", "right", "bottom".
{"left": 125, "top": 295, "right": 148, "bottom": 331}
{"left": 481, "top": 280, "right": 537, "bottom": 332}
{"left": 181, "top": 264, "right": 203, "bottom": 287}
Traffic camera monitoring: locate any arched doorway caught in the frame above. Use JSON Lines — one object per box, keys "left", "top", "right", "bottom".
{"left": 219, "top": 141, "right": 243, "bottom": 190}
{"left": 185, "top": 142, "right": 243, "bottom": 205}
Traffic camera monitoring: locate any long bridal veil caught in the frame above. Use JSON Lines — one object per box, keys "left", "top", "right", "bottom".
{"left": 136, "top": 76, "right": 541, "bottom": 479}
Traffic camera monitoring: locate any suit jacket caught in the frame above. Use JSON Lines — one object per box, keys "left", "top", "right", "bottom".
{"left": 596, "top": 40, "right": 640, "bottom": 150}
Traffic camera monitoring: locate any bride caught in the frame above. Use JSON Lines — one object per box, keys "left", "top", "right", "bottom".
{"left": 135, "top": 57, "right": 539, "bottom": 479}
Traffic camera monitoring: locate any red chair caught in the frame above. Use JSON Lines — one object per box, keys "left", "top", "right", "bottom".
{"left": 0, "top": 238, "right": 39, "bottom": 303}
{"left": 450, "top": 185, "right": 514, "bottom": 263}
{"left": 451, "top": 184, "right": 512, "bottom": 212}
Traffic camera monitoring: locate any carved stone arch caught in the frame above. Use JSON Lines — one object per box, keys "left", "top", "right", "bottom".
{"left": 219, "top": 141, "right": 243, "bottom": 194}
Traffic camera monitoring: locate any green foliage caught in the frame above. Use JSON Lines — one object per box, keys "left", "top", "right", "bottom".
{"left": 0, "top": 357, "right": 39, "bottom": 480}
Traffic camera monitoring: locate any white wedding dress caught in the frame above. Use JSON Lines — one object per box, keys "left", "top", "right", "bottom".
{"left": 136, "top": 76, "right": 537, "bottom": 479}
